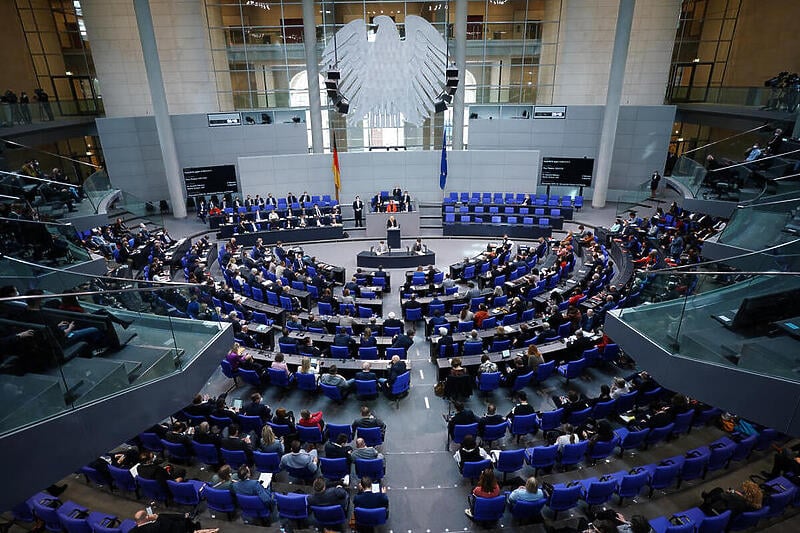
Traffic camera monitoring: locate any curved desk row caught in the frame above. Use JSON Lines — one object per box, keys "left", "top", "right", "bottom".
{"left": 217, "top": 225, "right": 344, "bottom": 246}
{"left": 357, "top": 250, "right": 435, "bottom": 269}
{"left": 443, "top": 223, "right": 552, "bottom": 240}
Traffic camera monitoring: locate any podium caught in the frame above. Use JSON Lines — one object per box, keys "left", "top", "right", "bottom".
{"left": 387, "top": 227, "right": 401, "bottom": 249}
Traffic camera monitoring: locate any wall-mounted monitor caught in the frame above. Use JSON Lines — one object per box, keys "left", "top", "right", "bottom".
{"left": 207, "top": 112, "right": 242, "bottom": 127}
{"left": 533, "top": 106, "right": 567, "bottom": 119}
{"left": 183, "top": 165, "right": 238, "bottom": 196}
{"left": 541, "top": 157, "right": 594, "bottom": 187}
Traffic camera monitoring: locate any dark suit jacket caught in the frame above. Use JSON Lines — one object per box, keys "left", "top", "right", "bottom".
{"left": 355, "top": 371, "right": 377, "bottom": 382}
{"left": 354, "top": 491, "right": 389, "bottom": 509}
{"left": 448, "top": 409, "right": 478, "bottom": 436}
{"left": 243, "top": 402, "right": 271, "bottom": 420}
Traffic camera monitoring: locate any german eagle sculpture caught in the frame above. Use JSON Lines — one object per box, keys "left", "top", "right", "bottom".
{"left": 322, "top": 15, "right": 449, "bottom": 127}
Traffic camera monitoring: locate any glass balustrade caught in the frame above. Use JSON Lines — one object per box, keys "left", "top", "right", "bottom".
{"left": 0, "top": 260, "right": 228, "bottom": 437}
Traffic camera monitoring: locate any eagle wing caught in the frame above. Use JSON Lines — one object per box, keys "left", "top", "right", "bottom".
{"left": 321, "top": 19, "right": 369, "bottom": 122}
{"left": 401, "top": 15, "right": 448, "bottom": 125}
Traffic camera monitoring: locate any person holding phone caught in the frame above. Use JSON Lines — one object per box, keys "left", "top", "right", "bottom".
{"left": 353, "top": 476, "right": 389, "bottom": 513}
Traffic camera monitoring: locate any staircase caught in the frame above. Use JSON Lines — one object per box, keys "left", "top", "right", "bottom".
{"left": 418, "top": 201, "right": 443, "bottom": 237}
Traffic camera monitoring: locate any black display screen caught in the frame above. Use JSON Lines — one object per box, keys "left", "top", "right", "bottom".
{"left": 540, "top": 157, "right": 594, "bottom": 187}
{"left": 183, "top": 165, "right": 238, "bottom": 196}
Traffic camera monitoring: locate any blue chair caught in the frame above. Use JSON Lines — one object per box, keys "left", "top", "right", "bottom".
{"left": 526, "top": 445, "right": 558, "bottom": 476}
{"left": 678, "top": 452, "right": 709, "bottom": 487}
{"left": 727, "top": 506, "right": 769, "bottom": 531}
{"left": 357, "top": 426, "right": 384, "bottom": 447}
{"left": 278, "top": 342, "right": 297, "bottom": 354}
{"left": 319, "top": 457, "right": 349, "bottom": 481}
{"left": 238, "top": 414, "right": 264, "bottom": 436}
{"left": 729, "top": 434, "right": 758, "bottom": 463}
{"left": 763, "top": 485, "right": 796, "bottom": 518}
{"left": 329, "top": 345, "right": 350, "bottom": 358}
{"left": 108, "top": 465, "right": 139, "bottom": 497}
{"left": 682, "top": 508, "right": 731, "bottom": 533}
{"left": 560, "top": 440, "right": 589, "bottom": 470}
{"left": 209, "top": 416, "right": 233, "bottom": 432}
{"left": 613, "top": 469, "right": 651, "bottom": 504}
{"left": 490, "top": 338, "right": 512, "bottom": 352}
{"left": 645, "top": 423, "right": 675, "bottom": 449}
{"left": 267, "top": 367, "right": 295, "bottom": 389}
{"left": 648, "top": 517, "right": 695, "bottom": 533}
{"left": 509, "top": 497, "right": 546, "bottom": 523}
{"left": 548, "top": 483, "right": 582, "bottom": 519}
{"left": 591, "top": 399, "right": 617, "bottom": 420}
{"left": 557, "top": 358, "right": 586, "bottom": 384}
{"left": 310, "top": 505, "right": 347, "bottom": 529}
{"left": 533, "top": 360, "right": 555, "bottom": 384}
{"left": 358, "top": 306, "right": 373, "bottom": 318}
{"left": 390, "top": 371, "right": 411, "bottom": 402}
{"left": 383, "top": 326, "right": 402, "bottom": 337}
{"left": 137, "top": 477, "right": 169, "bottom": 504}
{"left": 670, "top": 410, "right": 695, "bottom": 437}
{"left": 354, "top": 457, "right": 385, "bottom": 481}
{"left": 481, "top": 421, "right": 508, "bottom": 447}
{"left": 462, "top": 459, "right": 492, "bottom": 481}
{"left": 318, "top": 301, "right": 333, "bottom": 315}
{"left": 267, "top": 422, "right": 291, "bottom": 439}
{"left": 275, "top": 493, "right": 309, "bottom": 521}
{"left": 253, "top": 451, "right": 281, "bottom": 474}
{"left": 587, "top": 438, "right": 619, "bottom": 464}
{"left": 510, "top": 413, "right": 539, "bottom": 443}
{"left": 237, "top": 494, "right": 272, "bottom": 525}
{"left": 358, "top": 346, "right": 378, "bottom": 359}
{"left": 477, "top": 372, "right": 501, "bottom": 395}
{"left": 297, "top": 425, "right": 324, "bottom": 444}
{"left": 615, "top": 427, "right": 650, "bottom": 456}
{"left": 139, "top": 432, "right": 163, "bottom": 453}
{"left": 320, "top": 383, "right": 345, "bottom": 403}
{"left": 405, "top": 307, "right": 422, "bottom": 321}
{"left": 79, "top": 465, "right": 109, "bottom": 488}
{"left": 567, "top": 407, "right": 592, "bottom": 427}
{"left": 354, "top": 379, "right": 378, "bottom": 400}
{"left": 510, "top": 371, "right": 534, "bottom": 393}
{"left": 296, "top": 372, "right": 318, "bottom": 393}
{"left": 580, "top": 477, "right": 619, "bottom": 507}
{"left": 470, "top": 495, "right": 506, "bottom": 524}
{"left": 453, "top": 423, "right": 479, "bottom": 445}
{"left": 615, "top": 390, "right": 639, "bottom": 413}
{"left": 220, "top": 448, "right": 249, "bottom": 469}
{"left": 33, "top": 498, "right": 83, "bottom": 532}
{"left": 354, "top": 507, "right": 388, "bottom": 528}
{"left": 496, "top": 449, "right": 526, "bottom": 482}
{"left": 537, "top": 408, "right": 564, "bottom": 432}
{"left": 166, "top": 480, "right": 203, "bottom": 506}
{"left": 464, "top": 341, "right": 483, "bottom": 355}
{"left": 160, "top": 439, "right": 192, "bottom": 463}
{"left": 645, "top": 460, "right": 682, "bottom": 498}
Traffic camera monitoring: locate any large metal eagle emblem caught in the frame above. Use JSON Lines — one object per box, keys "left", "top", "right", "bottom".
{"left": 322, "top": 15, "right": 449, "bottom": 127}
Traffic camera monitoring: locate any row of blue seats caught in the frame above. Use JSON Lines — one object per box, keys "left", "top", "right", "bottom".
{"left": 461, "top": 431, "right": 780, "bottom": 525}
{"left": 220, "top": 360, "right": 411, "bottom": 402}
{"left": 444, "top": 205, "right": 568, "bottom": 216}
{"left": 444, "top": 192, "right": 583, "bottom": 208}
{"left": 12, "top": 492, "right": 135, "bottom": 533}
{"left": 444, "top": 214, "right": 558, "bottom": 226}
{"left": 647, "top": 475, "right": 799, "bottom": 532}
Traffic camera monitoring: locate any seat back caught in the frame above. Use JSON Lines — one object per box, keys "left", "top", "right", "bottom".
{"left": 567, "top": 407, "right": 592, "bottom": 427}
{"left": 296, "top": 372, "right": 318, "bottom": 392}
{"left": 588, "top": 438, "right": 618, "bottom": 461}
{"left": 472, "top": 495, "right": 506, "bottom": 522}
{"left": 166, "top": 480, "right": 201, "bottom": 506}
{"left": 496, "top": 449, "right": 526, "bottom": 474}
{"left": 390, "top": 371, "right": 411, "bottom": 397}
{"left": 320, "top": 383, "right": 344, "bottom": 402}
{"left": 534, "top": 360, "right": 555, "bottom": 383}
{"left": 509, "top": 497, "right": 546, "bottom": 522}
{"left": 477, "top": 372, "right": 501, "bottom": 392}
{"left": 511, "top": 371, "right": 534, "bottom": 392}
{"left": 618, "top": 471, "right": 650, "bottom": 498}
{"left": 560, "top": 441, "right": 589, "bottom": 466}
{"left": 527, "top": 444, "right": 558, "bottom": 469}
{"left": 252, "top": 451, "right": 281, "bottom": 474}
{"left": 461, "top": 459, "right": 492, "bottom": 480}
{"left": 357, "top": 426, "right": 384, "bottom": 447}
{"left": 481, "top": 422, "right": 508, "bottom": 444}
{"left": 681, "top": 453, "right": 709, "bottom": 481}
{"left": 238, "top": 414, "right": 264, "bottom": 435}
{"left": 319, "top": 457, "right": 349, "bottom": 480}
{"left": 696, "top": 510, "right": 731, "bottom": 533}
{"left": 510, "top": 413, "right": 538, "bottom": 437}
{"left": 354, "top": 457, "right": 385, "bottom": 481}
{"left": 538, "top": 408, "right": 564, "bottom": 431}
{"left": 591, "top": 399, "right": 616, "bottom": 420}
{"left": 237, "top": 494, "right": 271, "bottom": 521}
{"left": 618, "top": 428, "right": 650, "bottom": 451}
{"left": 354, "top": 507, "right": 388, "bottom": 527}
{"left": 585, "top": 479, "right": 619, "bottom": 505}
{"left": 310, "top": 505, "right": 347, "bottom": 527}
{"left": 453, "top": 423, "right": 479, "bottom": 444}
{"left": 355, "top": 379, "right": 378, "bottom": 399}
{"left": 296, "top": 425, "right": 323, "bottom": 444}
{"left": 650, "top": 461, "right": 681, "bottom": 490}
{"left": 267, "top": 367, "right": 292, "bottom": 388}
{"left": 549, "top": 484, "right": 582, "bottom": 512}
{"left": 646, "top": 423, "right": 675, "bottom": 447}
{"left": 358, "top": 346, "right": 378, "bottom": 359}
{"left": 220, "top": 448, "right": 248, "bottom": 469}
{"left": 137, "top": 477, "right": 169, "bottom": 503}
{"left": 108, "top": 465, "right": 138, "bottom": 493}
{"left": 275, "top": 493, "right": 309, "bottom": 520}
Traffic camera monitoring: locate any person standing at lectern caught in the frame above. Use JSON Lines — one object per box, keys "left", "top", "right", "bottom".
{"left": 386, "top": 216, "right": 398, "bottom": 228}
{"left": 353, "top": 195, "right": 364, "bottom": 227}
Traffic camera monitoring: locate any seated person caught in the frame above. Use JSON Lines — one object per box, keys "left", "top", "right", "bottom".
{"left": 355, "top": 361, "right": 378, "bottom": 382}
{"left": 319, "top": 364, "right": 353, "bottom": 396}
{"left": 242, "top": 392, "right": 271, "bottom": 421}
{"left": 453, "top": 434, "right": 490, "bottom": 471}
{"left": 436, "top": 326, "right": 455, "bottom": 357}
{"left": 270, "top": 353, "right": 291, "bottom": 377}
{"left": 271, "top": 407, "right": 296, "bottom": 434}
{"left": 220, "top": 423, "right": 254, "bottom": 462}
{"left": 699, "top": 481, "right": 762, "bottom": 518}
{"left": 258, "top": 425, "right": 284, "bottom": 455}
{"left": 508, "top": 476, "right": 546, "bottom": 503}
{"left": 353, "top": 476, "right": 389, "bottom": 512}
{"left": 351, "top": 437, "right": 383, "bottom": 460}
{"left": 478, "top": 404, "right": 505, "bottom": 436}
{"left": 553, "top": 389, "right": 589, "bottom": 418}
{"left": 767, "top": 446, "right": 800, "bottom": 478}
{"left": 446, "top": 401, "right": 478, "bottom": 439}
{"left": 352, "top": 406, "right": 386, "bottom": 437}
{"left": 332, "top": 326, "right": 356, "bottom": 356}
{"left": 554, "top": 424, "right": 580, "bottom": 451}
{"left": 232, "top": 465, "right": 273, "bottom": 505}
{"left": 360, "top": 327, "right": 377, "bottom": 348}
{"left": 465, "top": 468, "right": 501, "bottom": 518}
{"left": 506, "top": 391, "right": 535, "bottom": 421}
{"left": 478, "top": 354, "right": 498, "bottom": 375}
{"left": 279, "top": 440, "right": 318, "bottom": 476}
{"left": 298, "top": 408, "right": 325, "bottom": 432}
{"left": 325, "top": 432, "right": 353, "bottom": 463}
{"left": 308, "top": 477, "right": 349, "bottom": 513}
{"left": 137, "top": 451, "right": 186, "bottom": 489}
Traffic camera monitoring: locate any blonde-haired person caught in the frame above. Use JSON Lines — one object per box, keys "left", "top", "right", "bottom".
{"left": 699, "top": 480, "right": 762, "bottom": 518}
{"left": 259, "top": 424, "right": 284, "bottom": 455}
{"left": 507, "top": 476, "right": 545, "bottom": 503}
{"left": 299, "top": 356, "right": 312, "bottom": 374}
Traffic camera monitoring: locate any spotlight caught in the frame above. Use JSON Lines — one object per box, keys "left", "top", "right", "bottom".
{"left": 434, "top": 100, "right": 447, "bottom": 113}
{"left": 335, "top": 97, "right": 350, "bottom": 114}
{"left": 327, "top": 70, "right": 341, "bottom": 80}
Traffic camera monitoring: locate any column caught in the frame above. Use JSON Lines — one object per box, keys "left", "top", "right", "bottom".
{"left": 451, "top": 0, "right": 468, "bottom": 150}
{"left": 133, "top": 0, "right": 186, "bottom": 218}
{"left": 303, "top": 0, "right": 324, "bottom": 154}
{"left": 592, "top": 0, "right": 635, "bottom": 208}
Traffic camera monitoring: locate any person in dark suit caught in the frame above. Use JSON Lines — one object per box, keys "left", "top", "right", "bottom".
{"left": 435, "top": 326, "right": 455, "bottom": 358}
{"left": 446, "top": 401, "right": 478, "bottom": 439}
{"left": 299, "top": 191, "right": 311, "bottom": 204}
{"left": 383, "top": 355, "right": 408, "bottom": 393}
{"left": 355, "top": 361, "right": 377, "bottom": 382}
{"left": 478, "top": 404, "right": 506, "bottom": 436}
{"left": 163, "top": 422, "right": 192, "bottom": 456}
{"left": 401, "top": 191, "right": 412, "bottom": 211}
{"left": 391, "top": 331, "right": 414, "bottom": 351}
{"left": 353, "top": 195, "right": 364, "bottom": 227}
{"left": 242, "top": 392, "right": 271, "bottom": 421}
{"left": 360, "top": 328, "right": 377, "bottom": 348}
{"left": 353, "top": 476, "right": 389, "bottom": 511}
{"left": 184, "top": 394, "right": 214, "bottom": 417}
{"left": 137, "top": 451, "right": 186, "bottom": 489}
{"left": 386, "top": 216, "right": 398, "bottom": 228}
{"left": 382, "top": 311, "right": 404, "bottom": 333}
{"left": 308, "top": 477, "right": 349, "bottom": 512}
{"left": 403, "top": 294, "right": 421, "bottom": 313}
{"left": 220, "top": 423, "right": 254, "bottom": 462}
{"left": 392, "top": 187, "right": 402, "bottom": 199}
{"left": 192, "top": 421, "right": 221, "bottom": 448}
{"left": 332, "top": 326, "right": 356, "bottom": 356}
{"left": 286, "top": 192, "right": 298, "bottom": 204}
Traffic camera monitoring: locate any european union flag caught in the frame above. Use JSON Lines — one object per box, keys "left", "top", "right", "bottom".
{"left": 439, "top": 129, "right": 447, "bottom": 190}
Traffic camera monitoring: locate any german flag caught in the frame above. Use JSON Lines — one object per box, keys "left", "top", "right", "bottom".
{"left": 332, "top": 132, "right": 341, "bottom": 201}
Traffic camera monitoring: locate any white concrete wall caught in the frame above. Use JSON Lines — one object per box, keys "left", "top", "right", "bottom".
{"left": 82, "top": 0, "right": 217, "bottom": 118}
{"left": 552, "top": 0, "right": 680, "bottom": 106}
{"left": 238, "top": 150, "right": 541, "bottom": 203}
